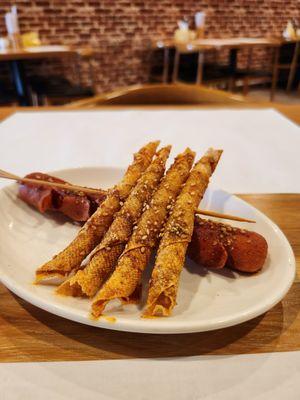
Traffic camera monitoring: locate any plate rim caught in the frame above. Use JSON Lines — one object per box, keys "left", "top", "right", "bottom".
{"left": 0, "top": 166, "right": 296, "bottom": 334}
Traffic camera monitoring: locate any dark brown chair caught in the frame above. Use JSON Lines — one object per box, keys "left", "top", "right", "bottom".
{"left": 271, "top": 40, "right": 300, "bottom": 100}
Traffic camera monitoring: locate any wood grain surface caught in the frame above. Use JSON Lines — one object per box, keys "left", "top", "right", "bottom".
{"left": 0, "top": 194, "right": 299, "bottom": 363}
{"left": 0, "top": 47, "right": 93, "bottom": 62}
{"left": 0, "top": 105, "right": 299, "bottom": 363}
{"left": 152, "top": 37, "right": 280, "bottom": 50}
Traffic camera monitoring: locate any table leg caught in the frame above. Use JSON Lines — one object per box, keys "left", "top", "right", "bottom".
{"left": 9, "top": 60, "right": 32, "bottom": 106}
{"left": 172, "top": 48, "right": 180, "bottom": 83}
{"left": 229, "top": 48, "right": 238, "bottom": 72}
{"left": 88, "top": 59, "right": 95, "bottom": 91}
{"left": 74, "top": 55, "right": 82, "bottom": 86}
{"left": 242, "top": 48, "right": 253, "bottom": 96}
{"left": 196, "top": 51, "right": 204, "bottom": 84}
{"left": 270, "top": 46, "right": 280, "bottom": 101}
{"left": 287, "top": 42, "right": 300, "bottom": 92}
{"left": 162, "top": 47, "right": 170, "bottom": 83}
{"left": 228, "top": 48, "right": 238, "bottom": 91}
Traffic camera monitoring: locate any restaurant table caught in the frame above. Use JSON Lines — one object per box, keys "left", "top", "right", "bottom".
{"left": 0, "top": 104, "right": 299, "bottom": 399}
{"left": 153, "top": 37, "right": 280, "bottom": 86}
{"left": 0, "top": 46, "right": 93, "bottom": 106}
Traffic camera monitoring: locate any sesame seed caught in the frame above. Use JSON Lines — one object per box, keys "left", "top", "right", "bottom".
{"left": 141, "top": 247, "right": 145, "bottom": 253}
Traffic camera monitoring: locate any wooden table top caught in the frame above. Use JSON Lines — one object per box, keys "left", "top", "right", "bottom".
{"left": 0, "top": 46, "right": 93, "bottom": 62}
{"left": 153, "top": 37, "right": 281, "bottom": 50}
{"left": 0, "top": 105, "right": 299, "bottom": 362}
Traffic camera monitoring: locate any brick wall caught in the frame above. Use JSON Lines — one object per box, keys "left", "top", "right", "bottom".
{"left": 0, "top": 0, "right": 299, "bottom": 93}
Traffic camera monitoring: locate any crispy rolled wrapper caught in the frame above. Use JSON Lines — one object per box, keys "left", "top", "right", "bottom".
{"left": 91, "top": 148, "right": 195, "bottom": 317}
{"left": 188, "top": 217, "right": 268, "bottom": 273}
{"left": 57, "top": 145, "right": 171, "bottom": 297}
{"left": 144, "top": 148, "right": 223, "bottom": 317}
{"left": 35, "top": 141, "right": 159, "bottom": 284}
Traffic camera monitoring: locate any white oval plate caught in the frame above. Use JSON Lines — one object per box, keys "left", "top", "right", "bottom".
{"left": 0, "top": 167, "right": 295, "bottom": 334}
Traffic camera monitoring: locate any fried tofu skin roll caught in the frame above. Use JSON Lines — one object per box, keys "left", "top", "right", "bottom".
{"left": 91, "top": 148, "right": 195, "bottom": 317}
{"left": 35, "top": 141, "right": 159, "bottom": 283}
{"left": 57, "top": 146, "right": 171, "bottom": 297}
{"left": 144, "top": 148, "right": 222, "bottom": 317}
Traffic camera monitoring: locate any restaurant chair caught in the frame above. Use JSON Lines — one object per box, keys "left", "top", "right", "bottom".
{"left": 29, "top": 75, "right": 94, "bottom": 105}
{"left": 271, "top": 41, "right": 300, "bottom": 100}
{"left": 172, "top": 44, "right": 206, "bottom": 85}
{"left": 150, "top": 42, "right": 234, "bottom": 89}
{"left": 172, "top": 44, "right": 241, "bottom": 93}
{"left": 29, "top": 48, "right": 96, "bottom": 105}
{"left": 233, "top": 69, "right": 272, "bottom": 96}
{"left": 66, "top": 83, "right": 246, "bottom": 108}
{"left": 149, "top": 40, "right": 175, "bottom": 83}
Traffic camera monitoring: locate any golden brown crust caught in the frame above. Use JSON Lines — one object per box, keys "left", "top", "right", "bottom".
{"left": 56, "top": 146, "right": 171, "bottom": 297}
{"left": 189, "top": 217, "right": 268, "bottom": 273}
{"left": 144, "top": 148, "right": 222, "bottom": 317}
{"left": 35, "top": 141, "right": 159, "bottom": 283}
{"left": 91, "top": 148, "right": 196, "bottom": 317}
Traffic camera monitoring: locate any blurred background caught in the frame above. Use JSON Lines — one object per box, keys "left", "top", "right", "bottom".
{"left": 0, "top": 0, "right": 300, "bottom": 107}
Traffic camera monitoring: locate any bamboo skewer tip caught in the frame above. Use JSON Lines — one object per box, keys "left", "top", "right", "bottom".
{"left": 195, "top": 208, "right": 255, "bottom": 224}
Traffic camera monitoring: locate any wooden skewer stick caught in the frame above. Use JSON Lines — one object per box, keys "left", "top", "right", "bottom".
{"left": 0, "top": 169, "right": 106, "bottom": 196}
{"left": 195, "top": 208, "right": 255, "bottom": 223}
{"left": 0, "top": 169, "right": 255, "bottom": 223}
